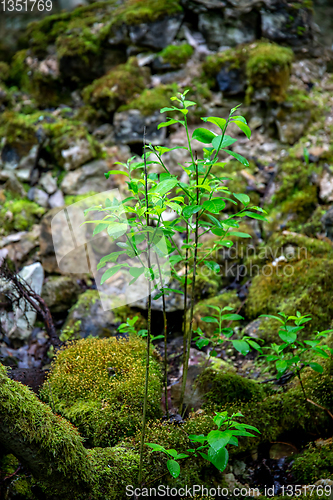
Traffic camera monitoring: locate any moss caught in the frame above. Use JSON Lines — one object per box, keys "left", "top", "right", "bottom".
{"left": 197, "top": 369, "right": 264, "bottom": 409}
{"left": 202, "top": 41, "right": 293, "bottom": 103}
{"left": 82, "top": 58, "right": 150, "bottom": 114}
{"left": 297, "top": 205, "right": 328, "bottom": 237}
{"left": 40, "top": 336, "right": 162, "bottom": 447}
{"left": 188, "top": 290, "right": 241, "bottom": 337}
{"left": 64, "top": 192, "right": 98, "bottom": 206}
{"left": 292, "top": 441, "right": 333, "bottom": 483}
{"left": 158, "top": 43, "right": 193, "bottom": 67}
{"left": 0, "top": 61, "right": 10, "bottom": 82}
{"left": 118, "top": 83, "right": 178, "bottom": 116}
{"left": 0, "top": 199, "right": 45, "bottom": 234}
{"left": 112, "top": 0, "right": 183, "bottom": 25}
{"left": 246, "top": 258, "right": 333, "bottom": 337}
{"left": 0, "top": 110, "right": 39, "bottom": 158}
{"left": 192, "top": 270, "right": 222, "bottom": 301}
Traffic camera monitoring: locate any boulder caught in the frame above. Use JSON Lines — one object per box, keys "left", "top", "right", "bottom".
{"left": 48, "top": 190, "right": 65, "bottom": 209}
{"left": 61, "top": 139, "right": 95, "bottom": 171}
{"left": 113, "top": 110, "right": 167, "bottom": 145}
{"left": 61, "top": 159, "right": 116, "bottom": 195}
{"left": 42, "top": 275, "right": 81, "bottom": 313}
{"left": 39, "top": 172, "right": 57, "bottom": 195}
{"left": 319, "top": 171, "right": 333, "bottom": 203}
{"left": 128, "top": 14, "right": 184, "bottom": 50}
{"left": 198, "top": 11, "right": 258, "bottom": 49}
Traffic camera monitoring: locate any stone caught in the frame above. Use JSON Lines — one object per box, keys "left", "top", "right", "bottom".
{"left": 61, "top": 159, "right": 117, "bottom": 195}
{"left": 198, "top": 11, "right": 257, "bottom": 49}
{"left": 319, "top": 172, "right": 333, "bottom": 203}
{"left": 321, "top": 205, "right": 333, "bottom": 240}
{"left": 5, "top": 225, "right": 40, "bottom": 263}
{"left": 48, "top": 190, "right": 65, "bottom": 209}
{"left": 216, "top": 65, "right": 245, "bottom": 94}
{"left": 17, "top": 145, "right": 38, "bottom": 171}
{"left": 3, "top": 175, "right": 26, "bottom": 197}
{"left": 39, "top": 207, "right": 63, "bottom": 274}
{"left": 42, "top": 275, "right": 81, "bottom": 313}
{"left": 128, "top": 15, "right": 184, "bottom": 50}
{"left": 39, "top": 172, "right": 57, "bottom": 194}
{"left": 276, "top": 110, "right": 312, "bottom": 145}
{"left": 0, "top": 262, "right": 44, "bottom": 341}
{"left": 61, "top": 138, "right": 95, "bottom": 171}
{"left": 269, "top": 442, "right": 296, "bottom": 460}
{"left": 261, "top": 6, "right": 312, "bottom": 46}
{"left": 28, "top": 188, "right": 49, "bottom": 208}
{"left": 113, "top": 110, "right": 167, "bottom": 145}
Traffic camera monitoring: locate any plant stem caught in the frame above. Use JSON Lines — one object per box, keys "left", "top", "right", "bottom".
{"left": 156, "top": 253, "right": 169, "bottom": 419}
{"left": 296, "top": 369, "right": 307, "bottom": 401}
{"left": 138, "top": 128, "right": 152, "bottom": 485}
{"left": 181, "top": 159, "right": 200, "bottom": 418}
{"left": 179, "top": 224, "right": 189, "bottom": 411}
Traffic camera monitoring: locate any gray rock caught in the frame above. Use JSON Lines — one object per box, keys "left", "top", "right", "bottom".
{"left": 198, "top": 11, "right": 257, "bottom": 49}
{"left": 42, "top": 275, "right": 81, "bottom": 313}
{"left": 261, "top": 6, "right": 312, "bottom": 46}
{"left": 114, "top": 110, "right": 167, "bottom": 145}
{"left": 28, "top": 187, "right": 49, "bottom": 208}
{"left": 128, "top": 14, "right": 184, "bottom": 50}
{"left": 61, "top": 138, "right": 95, "bottom": 171}
{"left": 5, "top": 225, "right": 40, "bottom": 263}
{"left": 39, "top": 172, "right": 57, "bottom": 194}
{"left": 216, "top": 65, "right": 245, "bottom": 94}
{"left": 0, "top": 262, "right": 44, "bottom": 341}
{"left": 17, "top": 145, "right": 38, "bottom": 171}
{"left": 61, "top": 159, "right": 117, "bottom": 195}
{"left": 48, "top": 189, "right": 65, "bottom": 208}
{"left": 320, "top": 175, "right": 333, "bottom": 203}
{"left": 276, "top": 110, "right": 312, "bottom": 145}
{"left": 4, "top": 175, "right": 26, "bottom": 197}
{"left": 39, "top": 207, "right": 63, "bottom": 274}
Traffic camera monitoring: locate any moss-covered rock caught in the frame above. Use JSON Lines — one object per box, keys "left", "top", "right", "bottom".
{"left": 0, "top": 198, "right": 45, "bottom": 234}
{"left": 118, "top": 83, "right": 178, "bottom": 116}
{"left": 292, "top": 440, "right": 333, "bottom": 483}
{"left": 246, "top": 258, "right": 333, "bottom": 340}
{"left": 157, "top": 43, "right": 193, "bottom": 68}
{"left": 202, "top": 41, "right": 294, "bottom": 103}
{"left": 82, "top": 58, "right": 150, "bottom": 114}
{"left": 40, "top": 336, "right": 162, "bottom": 447}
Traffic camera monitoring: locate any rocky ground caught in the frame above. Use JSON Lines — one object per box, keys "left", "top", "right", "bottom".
{"left": 1, "top": 0, "right": 333, "bottom": 499}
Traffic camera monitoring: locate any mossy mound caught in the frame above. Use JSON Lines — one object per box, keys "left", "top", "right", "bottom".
{"left": 158, "top": 43, "right": 193, "bottom": 68}
{"left": 246, "top": 258, "right": 333, "bottom": 339}
{"left": 202, "top": 41, "right": 294, "bottom": 102}
{"left": 40, "top": 336, "right": 162, "bottom": 447}
{"left": 188, "top": 290, "right": 242, "bottom": 337}
{"left": 197, "top": 369, "right": 264, "bottom": 409}
{"left": 292, "top": 440, "right": 333, "bottom": 483}
{"left": 82, "top": 58, "right": 150, "bottom": 114}
{"left": 118, "top": 83, "right": 178, "bottom": 116}
{"left": 0, "top": 198, "right": 45, "bottom": 234}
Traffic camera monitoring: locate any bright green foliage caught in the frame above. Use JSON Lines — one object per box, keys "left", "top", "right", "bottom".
{"left": 119, "top": 83, "right": 179, "bottom": 116}
{"left": 158, "top": 44, "right": 194, "bottom": 67}
{"left": 0, "top": 199, "right": 45, "bottom": 233}
{"left": 82, "top": 58, "right": 150, "bottom": 113}
{"left": 292, "top": 441, "right": 333, "bottom": 483}
{"left": 40, "top": 336, "right": 162, "bottom": 447}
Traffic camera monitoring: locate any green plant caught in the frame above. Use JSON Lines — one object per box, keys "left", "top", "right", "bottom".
{"left": 147, "top": 411, "right": 260, "bottom": 478}
{"left": 83, "top": 90, "right": 266, "bottom": 484}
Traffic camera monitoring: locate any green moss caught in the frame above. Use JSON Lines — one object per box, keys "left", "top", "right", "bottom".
{"left": 292, "top": 441, "right": 333, "bottom": 483}
{"left": 158, "top": 43, "right": 193, "bottom": 67}
{"left": 118, "top": 83, "right": 178, "bottom": 116}
{"left": 0, "top": 110, "right": 39, "bottom": 157}
{"left": 64, "top": 192, "right": 98, "bottom": 206}
{"left": 0, "top": 199, "right": 45, "bottom": 233}
{"left": 112, "top": 0, "right": 183, "bottom": 25}
{"left": 202, "top": 41, "right": 293, "bottom": 103}
{"left": 40, "top": 336, "right": 162, "bottom": 447}
{"left": 246, "top": 258, "right": 333, "bottom": 337}
{"left": 0, "top": 61, "right": 10, "bottom": 82}
{"left": 82, "top": 58, "right": 150, "bottom": 113}
{"left": 198, "top": 369, "right": 264, "bottom": 409}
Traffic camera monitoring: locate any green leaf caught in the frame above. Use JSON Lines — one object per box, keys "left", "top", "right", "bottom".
{"left": 150, "top": 178, "right": 178, "bottom": 196}
{"left": 309, "top": 362, "right": 324, "bottom": 373}
{"left": 276, "top": 359, "right": 288, "bottom": 373}
{"left": 203, "top": 198, "right": 226, "bottom": 214}
{"left": 184, "top": 100, "right": 196, "bottom": 107}
{"left": 207, "top": 430, "right": 232, "bottom": 452}
{"left": 279, "top": 331, "right": 297, "bottom": 344}
{"left": 183, "top": 205, "right": 202, "bottom": 218}
{"left": 203, "top": 117, "right": 227, "bottom": 130}
{"left": 232, "top": 340, "right": 250, "bottom": 356}
{"left": 212, "top": 135, "right": 237, "bottom": 151}
{"left": 101, "top": 265, "right": 122, "bottom": 284}
{"left": 208, "top": 446, "right": 229, "bottom": 472}
{"left": 222, "top": 149, "right": 249, "bottom": 167}
{"left": 129, "top": 267, "right": 145, "bottom": 279}
{"left": 202, "top": 316, "right": 219, "bottom": 324}
{"left": 243, "top": 211, "right": 267, "bottom": 221}
{"left": 232, "top": 120, "right": 251, "bottom": 139}
{"left": 157, "top": 119, "right": 179, "bottom": 129}
{"left": 259, "top": 314, "right": 285, "bottom": 324}
{"left": 221, "top": 314, "right": 243, "bottom": 321}
{"left": 97, "top": 250, "right": 126, "bottom": 270}
{"left": 105, "top": 170, "right": 129, "bottom": 177}
{"left": 192, "top": 128, "right": 216, "bottom": 144}
{"left": 146, "top": 443, "right": 166, "bottom": 452}
{"left": 107, "top": 222, "right": 127, "bottom": 239}
{"left": 93, "top": 222, "right": 109, "bottom": 236}
{"left": 160, "top": 107, "right": 177, "bottom": 113}
{"left": 204, "top": 261, "right": 220, "bottom": 273}
{"left": 196, "top": 338, "right": 210, "bottom": 349}
{"left": 167, "top": 460, "right": 180, "bottom": 478}
{"left": 231, "top": 116, "right": 247, "bottom": 124}
{"left": 230, "top": 231, "right": 252, "bottom": 238}
{"left": 233, "top": 193, "right": 250, "bottom": 205}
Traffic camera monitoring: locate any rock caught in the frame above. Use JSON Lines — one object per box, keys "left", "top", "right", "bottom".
{"left": 61, "top": 159, "right": 117, "bottom": 195}
{"left": 39, "top": 207, "right": 63, "bottom": 274}
{"left": 28, "top": 187, "right": 49, "bottom": 208}
{"left": 113, "top": 110, "right": 167, "bottom": 145}
{"left": 39, "top": 172, "right": 57, "bottom": 194}
{"left": 198, "top": 11, "right": 258, "bottom": 49}
{"left": 1, "top": 144, "right": 20, "bottom": 170}
{"left": 261, "top": 6, "right": 312, "bottom": 46}
{"left": 0, "top": 262, "right": 44, "bottom": 341}
{"left": 276, "top": 110, "right": 312, "bottom": 145}
{"left": 17, "top": 145, "right": 38, "bottom": 171}
{"left": 42, "top": 276, "right": 81, "bottom": 313}
{"left": 128, "top": 14, "right": 184, "bottom": 50}
{"left": 319, "top": 172, "right": 333, "bottom": 203}
{"left": 216, "top": 65, "right": 245, "bottom": 94}
{"left": 5, "top": 225, "right": 40, "bottom": 263}
{"left": 321, "top": 205, "right": 333, "bottom": 240}
{"left": 48, "top": 190, "right": 65, "bottom": 209}
{"left": 3, "top": 175, "right": 26, "bottom": 197}
{"left": 269, "top": 442, "right": 296, "bottom": 460}
{"left": 61, "top": 139, "right": 95, "bottom": 171}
